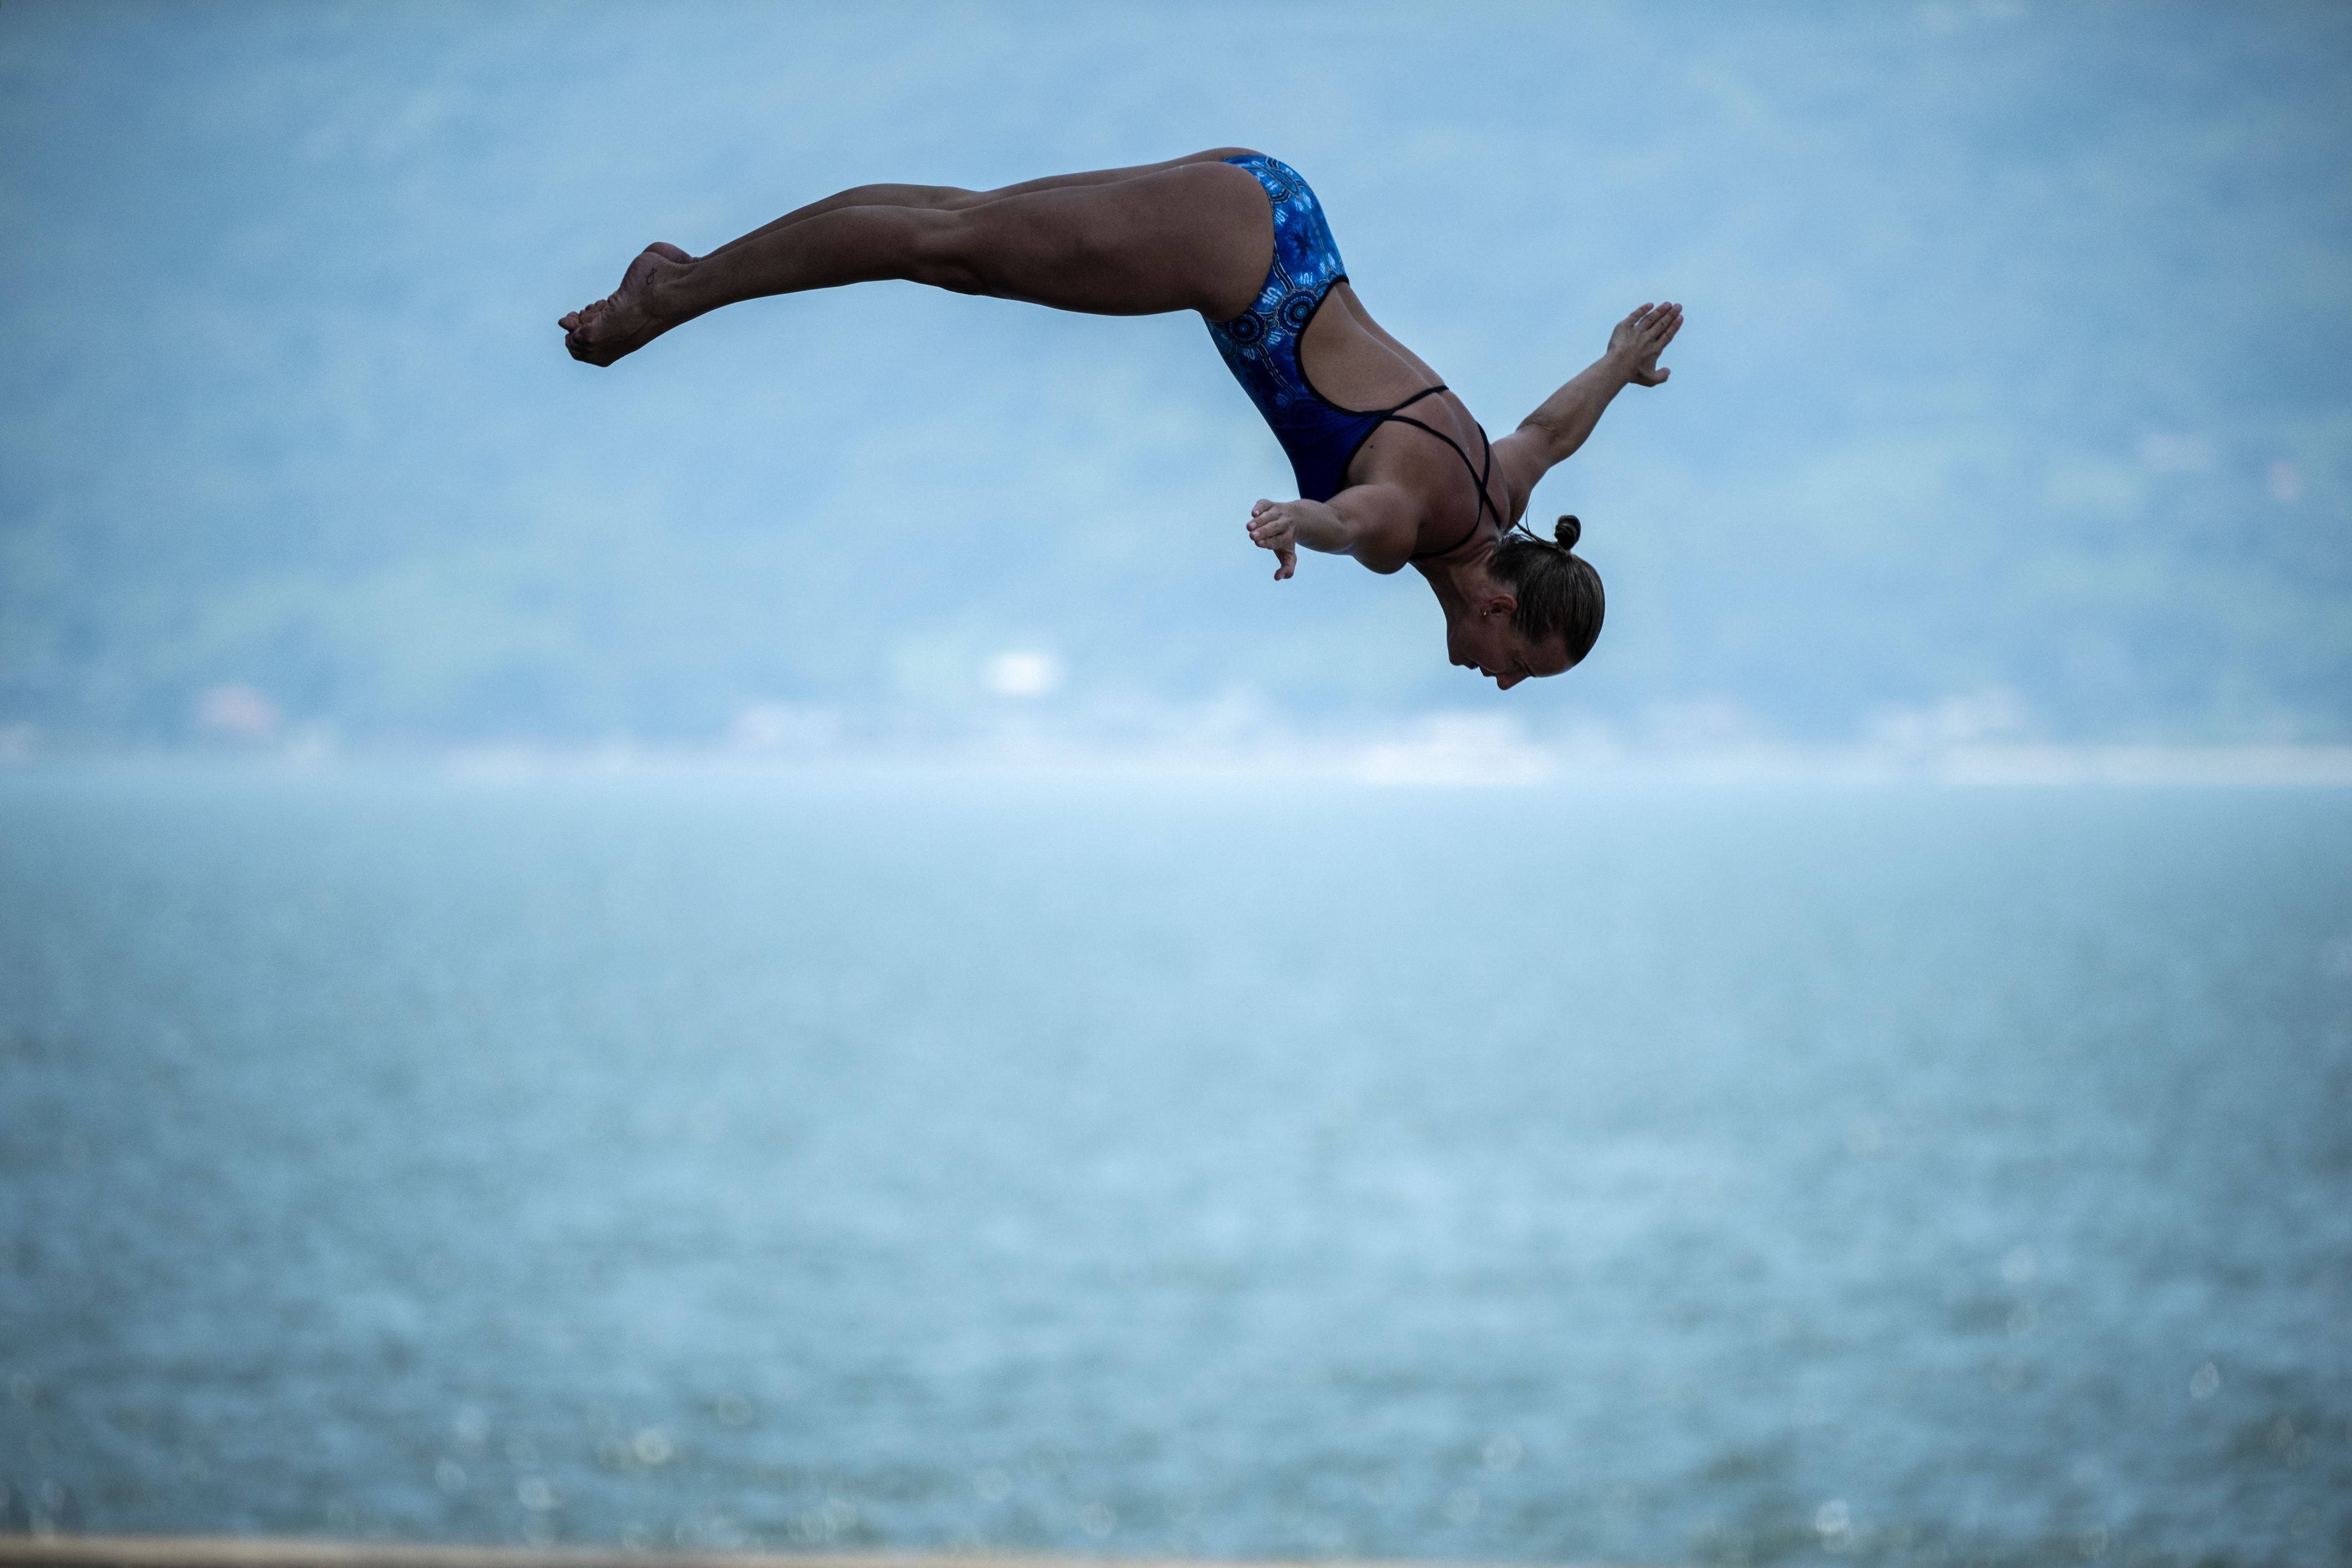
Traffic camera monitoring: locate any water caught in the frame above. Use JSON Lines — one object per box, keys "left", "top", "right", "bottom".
{"left": 1, "top": 767, "right": 2348, "bottom": 1565}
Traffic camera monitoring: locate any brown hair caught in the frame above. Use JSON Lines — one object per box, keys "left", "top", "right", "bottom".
{"left": 1489, "top": 515, "right": 1605, "bottom": 666}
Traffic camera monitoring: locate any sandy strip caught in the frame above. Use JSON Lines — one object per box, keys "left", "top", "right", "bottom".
{"left": 0, "top": 1540, "right": 1497, "bottom": 1568}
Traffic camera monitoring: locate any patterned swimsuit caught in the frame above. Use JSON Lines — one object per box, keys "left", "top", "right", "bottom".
{"left": 1204, "top": 154, "right": 1502, "bottom": 559}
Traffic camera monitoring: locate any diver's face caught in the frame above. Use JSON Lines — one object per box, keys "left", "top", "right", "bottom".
{"left": 1448, "top": 610, "right": 1571, "bottom": 690}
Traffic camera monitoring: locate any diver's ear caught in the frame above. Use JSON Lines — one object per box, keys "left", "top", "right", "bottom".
{"left": 1479, "top": 592, "right": 1517, "bottom": 621}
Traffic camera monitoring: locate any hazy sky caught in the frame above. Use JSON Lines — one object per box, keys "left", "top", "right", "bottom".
{"left": 3, "top": 1, "right": 2347, "bottom": 749}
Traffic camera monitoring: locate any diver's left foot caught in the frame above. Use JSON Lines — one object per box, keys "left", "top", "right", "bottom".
{"left": 558, "top": 242, "right": 693, "bottom": 366}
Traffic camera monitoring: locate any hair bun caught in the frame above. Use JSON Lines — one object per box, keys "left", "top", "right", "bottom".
{"left": 1554, "top": 514, "right": 1581, "bottom": 551}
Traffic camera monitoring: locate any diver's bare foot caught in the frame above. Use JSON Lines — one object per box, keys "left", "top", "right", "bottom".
{"left": 559, "top": 242, "right": 693, "bottom": 366}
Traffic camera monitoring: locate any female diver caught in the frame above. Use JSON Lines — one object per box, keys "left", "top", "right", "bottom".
{"left": 559, "top": 149, "right": 1682, "bottom": 689}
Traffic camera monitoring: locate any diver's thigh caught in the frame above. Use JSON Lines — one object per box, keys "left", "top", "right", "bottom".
{"left": 959, "top": 149, "right": 1260, "bottom": 205}
{"left": 947, "top": 161, "right": 1271, "bottom": 317}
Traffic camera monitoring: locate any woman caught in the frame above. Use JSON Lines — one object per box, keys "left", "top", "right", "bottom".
{"left": 560, "top": 149, "right": 1682, "bottom": 690}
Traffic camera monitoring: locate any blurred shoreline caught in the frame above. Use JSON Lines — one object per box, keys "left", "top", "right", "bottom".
{"left": 0, "top": 1538, "right": 1503, "bottom": 1568}
{"left": 1, "top": 732, "right": 2348, "bottom": 790}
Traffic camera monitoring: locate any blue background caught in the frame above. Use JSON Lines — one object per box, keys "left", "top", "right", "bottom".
{"left": 3, "top": 1, "right": 2348, "bottom": 751}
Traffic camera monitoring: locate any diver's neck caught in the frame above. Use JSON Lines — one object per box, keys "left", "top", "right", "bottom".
{"left": 1417, "top": 548, "right": 1499, "bottom": 618}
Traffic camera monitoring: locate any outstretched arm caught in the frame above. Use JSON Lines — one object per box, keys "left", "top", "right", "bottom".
{"left": 1491, "top": 302, "right": 1682, "bottom": 517}
{"left": 1244, "top": 485, "right": 1422, "bottom": 579}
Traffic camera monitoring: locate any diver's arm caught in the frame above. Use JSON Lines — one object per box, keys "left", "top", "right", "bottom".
{"left": 1491, "top": 302, "right": 1682, "bottom": 518}
{"left": 1245, "top": 485, "right": 1421, "bottom": 579}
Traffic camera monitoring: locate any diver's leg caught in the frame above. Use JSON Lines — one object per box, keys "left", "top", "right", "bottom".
{"left": 697, "top": 149, "right": 1260, "bottom": 262}
{"left": 561, "top": 158, "right": 1271, "bottom": 366}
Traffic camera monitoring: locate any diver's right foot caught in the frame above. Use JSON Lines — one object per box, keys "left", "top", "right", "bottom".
{"left": 558, "top": 242, "right": 693, "bottom": 366}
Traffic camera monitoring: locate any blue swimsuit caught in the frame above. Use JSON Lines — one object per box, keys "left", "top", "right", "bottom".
{"left": 1205, "top": 154, "right": 1502, "bottom": 559}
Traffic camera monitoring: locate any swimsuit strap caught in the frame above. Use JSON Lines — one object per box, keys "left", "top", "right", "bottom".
{"left": 1373, "top": 384, "right": 1450, "bottom": 420}
{"left": 1385, "top": 409, "right": 1503, "bottom": 561}
{"left": 1328, "top": 381, "right": 1504, "bottom": 561}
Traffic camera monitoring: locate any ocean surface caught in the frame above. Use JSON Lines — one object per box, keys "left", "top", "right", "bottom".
{"left": 1, "top": 767, "right": 2347, "bottom": 1566}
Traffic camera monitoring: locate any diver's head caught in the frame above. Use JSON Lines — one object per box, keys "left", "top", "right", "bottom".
{"left": 1445, "top": 515, "right": 1605, "bottom": 690}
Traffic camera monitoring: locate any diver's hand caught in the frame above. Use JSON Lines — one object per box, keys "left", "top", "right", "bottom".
{"left": 1247, "top": 498, "right": 1300, "bottom": 581}
{"left": 1608, "top": 301, "right": 1682, "bottom": 387}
